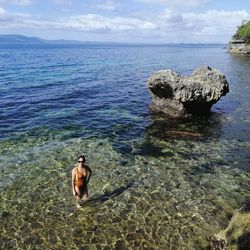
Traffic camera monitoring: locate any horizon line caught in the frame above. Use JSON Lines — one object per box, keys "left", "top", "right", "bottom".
{"left": 0, "top": 34, "right": 228, "bottom": 45}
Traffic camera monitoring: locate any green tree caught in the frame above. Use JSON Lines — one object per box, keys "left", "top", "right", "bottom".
{"left": 233, "top": 20, "right": 250, "bottom": 43}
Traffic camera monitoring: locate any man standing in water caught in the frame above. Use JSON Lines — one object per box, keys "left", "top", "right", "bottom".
{"left": 72, "top": 155, "right": 92, "bottom": 202}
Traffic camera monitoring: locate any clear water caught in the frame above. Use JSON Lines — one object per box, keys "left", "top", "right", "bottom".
{"left": 0, "top": 44, "right": 249, "bottom": 249}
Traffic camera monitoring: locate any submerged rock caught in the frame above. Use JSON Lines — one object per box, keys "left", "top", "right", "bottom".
{"left": 208, "top": 198, "right": 250, "bottom": 250}
{"left": 148, "top": 66, "right": 229, "bottom": 118}
{"left": 207, "top": 236, "right": 228, "bottom": 250}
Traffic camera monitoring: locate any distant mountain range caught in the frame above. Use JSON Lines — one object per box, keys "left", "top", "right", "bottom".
{"left": 0, "top": 34, "right": 122, "bottom": 45}
{"left": 0, "top": 34, "right": 226, "bottom": 46}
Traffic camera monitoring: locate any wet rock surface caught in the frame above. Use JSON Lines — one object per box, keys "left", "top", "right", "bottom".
{"left": 208, "top": 198, "right": 250, "bottom": 250}
{"left": 148, "top": 66, "right": 229, "bottom": 118}
{"left": 228, "top": 40, "right": 250, "bottom": 55}
{"left": 208, "top": 236, "right": 228, "bottom": 250}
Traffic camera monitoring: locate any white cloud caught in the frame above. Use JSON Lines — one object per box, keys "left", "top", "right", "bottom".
{"left": 53, "top": 0, "right": 72, "bottom": 6}
{"left": 0, "top": 8, "right": 156, "bottom": 32}
{"left": 0, "top": 7, "right": 30, "bottom": 23}
{"left": 136, "top": 0, "right": 211, "bottom": 8}
{"left": 95, "top": 0, "right": 117, "bottom": 11}
{"left": 0, "top": 6, "right": 249, "bottom": 43}
{"left": 0, "top": 7, "right": 5, "bottom": 14}
{"left": 182, "top": 10, "right": 250, "bottom": 36}
{"left": 59, "top": 14, "right": 156, "bottom": 31}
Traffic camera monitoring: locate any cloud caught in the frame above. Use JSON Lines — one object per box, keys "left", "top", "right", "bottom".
{"left": 136, "top": 0, "right": 211, "bottom": 9}
{"left": 141, "top": 8, "right": 250, "bottom": 41}
{"left": 0, "top": 7, "right": 5, "bottom": 14}
{"left": 0, "top": 0, "right": 33, "bottom": 6}
{"left": 58, "top": 14, "right": 156, "bottom": 31}
{"left": 0, "top": 6, "right": 249, "bottom": 42}
{"left": 0, "top": 7, "right": 30, "bottom": 23}
{"left": 182, "top": 10, "right": 250, "bottom": 36}
{"left": 95, "top": 0, "right": 117, "bottom": 11}
{"left": 53, "top": 0, "right": 72, "bottom": 6}
{"left": 0, "top": 7, "right": 156, "bottom": 32}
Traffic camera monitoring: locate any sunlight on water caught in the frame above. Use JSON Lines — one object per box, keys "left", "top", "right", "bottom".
{"left": 0, "top": 44, "right": 250, "bottom": 249}
{"left": 1, "top": 133, "right": 249, "bottom": 249}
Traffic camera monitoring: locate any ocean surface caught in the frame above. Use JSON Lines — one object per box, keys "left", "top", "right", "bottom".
{"left": 0, "top": 43, "right": 249, "bottom": 249}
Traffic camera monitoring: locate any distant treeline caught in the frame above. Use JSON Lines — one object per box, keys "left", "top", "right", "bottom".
{"left": 233, "top": 20, "right": 250, "bottom": 43}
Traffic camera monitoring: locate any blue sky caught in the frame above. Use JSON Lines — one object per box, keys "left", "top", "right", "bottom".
{"left": 0, "top": 0, "right": 250, "bottom": 43}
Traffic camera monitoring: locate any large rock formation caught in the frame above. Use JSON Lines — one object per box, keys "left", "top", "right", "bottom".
{"left": 148, "top": 66, "right": 229, "bottom": 118}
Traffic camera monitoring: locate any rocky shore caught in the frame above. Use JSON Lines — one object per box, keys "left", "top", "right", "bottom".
{"left": 148, "top": 66, "right": 229, "bottom": 118}
{"left": 228, "top": 39, "right": 250, "bottom": 55}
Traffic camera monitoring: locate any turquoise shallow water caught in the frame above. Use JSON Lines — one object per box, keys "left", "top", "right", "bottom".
{"left": 0, "top": 44, "right": 250, "bottom": 249}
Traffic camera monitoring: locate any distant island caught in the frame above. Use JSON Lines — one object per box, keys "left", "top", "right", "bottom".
{"left": 228, "top": 20, "right": 250, "bottom": 55}
{"left": 0, "top": 34, "right": 129, "bottom": 45}
{"left": 0, "top": 34, "right": 85, "bottom": 44}
{"left": 0, "top": 34, "right": 226, "bottom": 47}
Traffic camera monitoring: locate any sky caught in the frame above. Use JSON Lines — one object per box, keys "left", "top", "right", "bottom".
{"left": 0, "top": 0, "right": 250, "bottom": 43}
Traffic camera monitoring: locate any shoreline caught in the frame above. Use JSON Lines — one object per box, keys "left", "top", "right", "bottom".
{"left": 228, "top": 39, "right": 250, "bottom": 56}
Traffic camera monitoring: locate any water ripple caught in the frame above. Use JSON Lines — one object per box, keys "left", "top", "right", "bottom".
{"left": 0, "top": 44, "right": 249, "bottom": 249}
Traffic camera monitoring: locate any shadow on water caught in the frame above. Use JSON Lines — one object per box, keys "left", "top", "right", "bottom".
{"left": 87, "top": 181, "right": 134, "bottom": 205}
{"left": 188, "top": 162, "right": 226, "bottom": 175}
{"left": 237, "top": 231, "right": 250, "bottom": 250}
{"left": 135, "top": 143, "right": 172, "bottom": 157}
{"left": 123, "top": 111, "right": 226, "bottom": 158}
{"left": 144, "top": 111, "right": 224, "bottom": 142}
{"left": 108, "top": 110, "right": 225, "bottom": 158}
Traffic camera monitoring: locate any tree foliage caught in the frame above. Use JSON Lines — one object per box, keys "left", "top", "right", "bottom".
{"left": 233, "top": 20, "right": 250, "bottom": 43}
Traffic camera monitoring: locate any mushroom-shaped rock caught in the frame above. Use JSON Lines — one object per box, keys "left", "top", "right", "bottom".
{"left": 148, "top": 66, "right": 229, "bottom": 118}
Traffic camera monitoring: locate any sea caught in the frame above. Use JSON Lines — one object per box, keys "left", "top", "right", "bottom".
{"left": 0, "top": 43, "right": 249, "bottom": 249}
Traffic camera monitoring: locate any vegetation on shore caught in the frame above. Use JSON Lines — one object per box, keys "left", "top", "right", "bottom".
{"left": 233, "top": 20, "right": 250, "bottom": 43}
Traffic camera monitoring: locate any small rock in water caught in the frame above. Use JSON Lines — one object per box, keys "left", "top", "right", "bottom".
{"left": 208, "top": 236, "right": 228, "bottom": 250}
